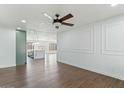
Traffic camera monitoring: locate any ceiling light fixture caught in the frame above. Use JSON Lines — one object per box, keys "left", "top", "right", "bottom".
{"left": 54, "top": 22, "right": 61, "bottom": 29}
{"left": 43, "top": 13, "right": 52, "bottom": 19}
{"left": 111, "top": 3, "right": 119, "bottom": 7}
{"left": 17, "top": 27, "right": 21, "bottom": 30}
{"left": 21, "top": 20, "right": 26, "bottom": 23}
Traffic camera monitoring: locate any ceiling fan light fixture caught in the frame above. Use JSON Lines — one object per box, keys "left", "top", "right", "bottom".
{"left": 55, "top": 26, "right": 59, "bottom": 29}
{"left": 54, "top": 22, "right": 61, "bottom": 29}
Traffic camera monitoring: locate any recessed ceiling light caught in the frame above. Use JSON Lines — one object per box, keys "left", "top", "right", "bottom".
{"left": 21, "top": 20, "right": 26, "bottom": 23}
{"left": 17, "top": 27, "right": 21, "bottom": 30}
{"left": 111, "top": 3, "right": 119, "bottom": 7}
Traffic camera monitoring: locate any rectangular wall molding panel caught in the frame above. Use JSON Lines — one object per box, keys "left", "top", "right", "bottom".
{"left": 57, "top": 15, "right": 124, "bottom": 80}
{"left": 101, "top": 22, "right": 124, "bottom": 56}
{"left": 57, "top": 25, "right": 95, "bottom": 54}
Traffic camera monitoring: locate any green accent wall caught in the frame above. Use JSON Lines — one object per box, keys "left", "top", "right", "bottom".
{"left": 16, "top": 30, "right": 26, "bottom": 66}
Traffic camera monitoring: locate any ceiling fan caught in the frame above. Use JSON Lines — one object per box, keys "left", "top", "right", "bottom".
{"left": 44, "top": 13, "right": 74, "bottom": 29}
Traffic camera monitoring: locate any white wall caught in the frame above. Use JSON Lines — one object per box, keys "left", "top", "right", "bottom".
{"left": 57, "top": 15, "right": 124, "bottom": 80}
{"left": 0, "top": 27, "right": 16, "bottom": 68}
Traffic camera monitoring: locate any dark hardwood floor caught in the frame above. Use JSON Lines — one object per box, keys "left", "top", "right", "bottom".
{"left": 0, "top": 54, "right": 124, "bottom": 88}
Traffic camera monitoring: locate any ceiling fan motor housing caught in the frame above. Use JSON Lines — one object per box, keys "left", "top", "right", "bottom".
{"left": 55, "top": 14, "right": 60, "bottom": 18}
{"left": 53, "top": 13, "right": 74, "bottom": 29}
{"left": 53, "top": 14, "right": 62, "bottom": 23}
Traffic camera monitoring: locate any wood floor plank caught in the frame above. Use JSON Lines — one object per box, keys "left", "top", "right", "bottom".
{"left": 0, "top": 54, "right": 124, "bottom": 88}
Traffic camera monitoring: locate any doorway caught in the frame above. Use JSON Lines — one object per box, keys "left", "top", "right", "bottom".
{"left": 26, "top": 30, "right": 57, "bottom": 63}
{"left": 16, "top": 30, "right": 27, "bottom": 65}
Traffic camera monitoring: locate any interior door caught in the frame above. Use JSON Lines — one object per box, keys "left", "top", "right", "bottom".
{"left": 16, "top": 30, "right": 26, "bottom": 66}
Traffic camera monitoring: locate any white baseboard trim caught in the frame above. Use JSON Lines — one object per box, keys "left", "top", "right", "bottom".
{"left": 57, "top": 60, "right": 124, "bottom": 81}
{"left": 0, "top": 64, "right": 16, "bottom": 68}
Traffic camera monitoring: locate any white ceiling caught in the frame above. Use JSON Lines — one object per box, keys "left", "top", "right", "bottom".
{"left": 0, "top": 4, "right": 124, "bottom": 32}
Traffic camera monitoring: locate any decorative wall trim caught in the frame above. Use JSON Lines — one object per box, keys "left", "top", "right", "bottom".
{"left": 58, "top": 25, "right": 95, "bottom": 54}
{"left": 101, "top": 22, "right": 124, "bottom": 56}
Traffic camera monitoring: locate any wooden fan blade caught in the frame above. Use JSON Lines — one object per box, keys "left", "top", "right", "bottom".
{"left": 59, "top": 14, "right": 73, "bottom": 22}
{"left": 61, "top": 22, "right": 74, "bottom": 26}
